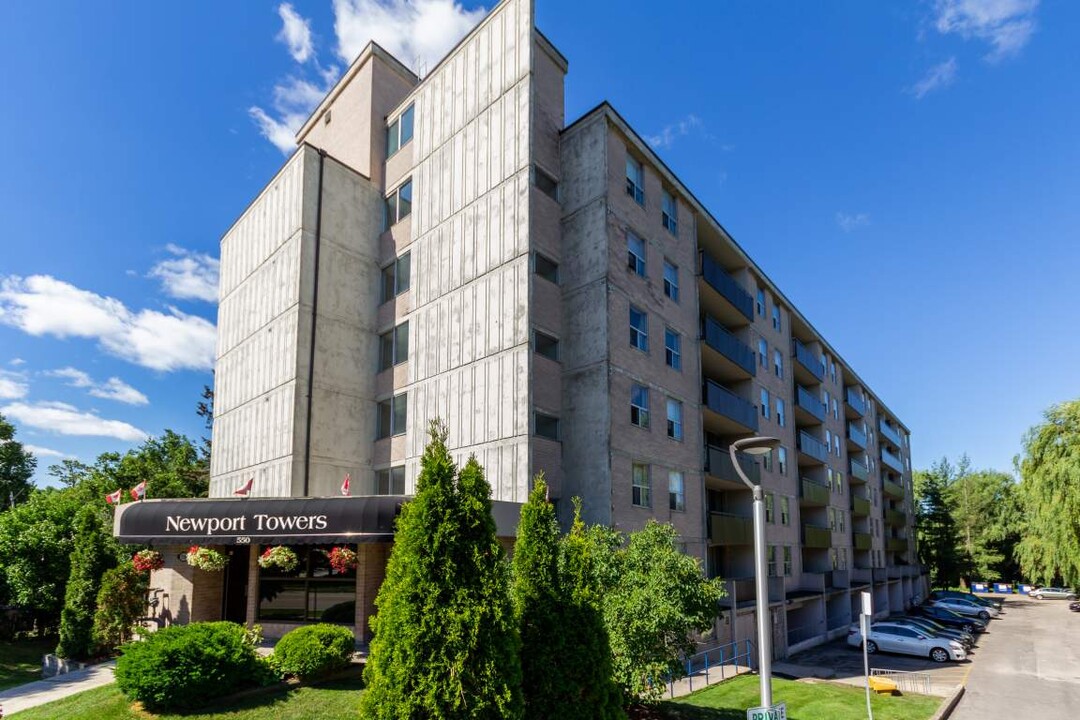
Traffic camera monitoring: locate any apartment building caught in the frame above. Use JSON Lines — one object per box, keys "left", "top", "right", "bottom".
{"left": 113, "top": 0, "right": 922, "bottom": 656}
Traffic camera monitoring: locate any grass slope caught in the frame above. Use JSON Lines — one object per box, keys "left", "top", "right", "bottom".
{"left": 660, "top": 675, "right": 941, "bottom": 720}
{"left": 0, "top": 637, "right": 56, "bottom": 691}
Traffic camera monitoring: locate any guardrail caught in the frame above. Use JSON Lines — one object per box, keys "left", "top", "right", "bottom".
{"left": 665, "top": 639, "right": 756, "bottom": 697}
{"left": 869, "top": 668, "right": 932, "bottom": 695}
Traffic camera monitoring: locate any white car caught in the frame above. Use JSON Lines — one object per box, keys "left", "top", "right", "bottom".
{"left": 930, "top": 597, "right": 999, "bottom": 621}
{"left": 847, "top": 621, "right": 967, "bottom": 663}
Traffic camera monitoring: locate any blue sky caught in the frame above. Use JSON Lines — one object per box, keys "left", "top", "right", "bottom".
{"left": 1, "top": 0, "right": 1077, "bottom": 486}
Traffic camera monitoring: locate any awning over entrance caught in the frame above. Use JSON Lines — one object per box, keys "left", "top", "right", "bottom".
{"left": 114, "top": 496, "right": 522, "bottom": 546}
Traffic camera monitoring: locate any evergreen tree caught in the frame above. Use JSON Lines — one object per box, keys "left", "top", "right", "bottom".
{"left": 914, "top": 459, "right": 961, "bottom": 588}
{"left": 92, "top": 563, "right": 150, "bottom": 653}
{"left": 360, "top": 421, "right": 522, "bottom": 719}
{"left": 57, "top": 505, "right": 114, "bottom": 659}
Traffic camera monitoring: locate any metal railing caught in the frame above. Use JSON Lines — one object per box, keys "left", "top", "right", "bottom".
{"left": 704, "top": 444, "right": 760, "bottom": 484}
{"left": 800, "top": 476, "right": 830, "bottom": 505}
{"left": 847, "top": 421, "right": 867, "bottom": 449}
{"left": 710, "top": 512, "right": 753, "bottom": 546}
{"left": 798, "top": 430, "right": 829, "bottom": 463}
{"left": 796, "top": 384, "right": 826, "bottom": 421}
{"left": 852, "top": 496, "right": 871, "bottom": 516}
{"left": 700, "top": 251, "right": 754, "bottom": 321}
{"left": 869, "top": 668, "right": 932, "bottom": 695}
{"left": 803, "top": 523, "right": 831, "bottom": 548}
{"left": 879, "top": 419, "right": 904, "bottom": 448}
{"left": 703, "top": 380, "right": 759, "bottom": 431}
{"left": 883, "top": 477, "right": 904, "bottom": 498}
{"left": 845, "top": 387, "right": 867, "bottom": 416}
{"left": 850, "top": 458, "right": 869, "bottom": 483}
{"left": 854, "top": 531, "right": 873, "bottom": 551}
{"left": 793, "top": 339, "right": 825, "bottom": 381}
{"left": 665, "top": 639, "right": 756, "bottom": 697}
{"left": 702, "top": 315, "right": 756, "bottom": 375}
{"left": 882, "top": 449, "right": 905, "bottom": 474}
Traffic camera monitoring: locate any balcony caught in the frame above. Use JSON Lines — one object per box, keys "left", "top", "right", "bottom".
{"left": 701, "top": 315, "right": 756, "bottom": 378}
{"left": 883, "top": 478, "right": 904, "bottom": 499}
{"left": 718, "top": 576, "right": 785, "bottom": 607}
{"left": 797, "top": 430, "right": 829, "bottom": 464}
{"left": 827, "top": 570, "right": 850, "bottom": 589}
{"left": 885, "top": 508, "right": 907, "bottom": 526}
{"left": 845, "top": 387, "right": 867, "bottom": 417}
{"left": 851, "top": 567, "right": 872, "bottom": 584}
{"left": 793, "top": 339, "right": 825, "bottom": 383}
{"left": 710, "top": 512, "right": 753, "bottom": 546}
{"left": 849, "top": 458, "right": 869, "bottom": 483}
{"left": 800, "top": 476, "right": 830, "bottom": 506}
{"left": 704, "top": 445, "right": 760, "bottom": 486}
{"left": 846, "top": 422, "right": 867, "bottom": 450}
{"left": 794, "top": 385, "right": 826, "bottom": 423}
{"left": 853, "top": 532, "right": 872, "bottom": 551}
{"left": 881, "top": 448, "right": 904, "bottom": 474}
{"left": 803, "top": 523, "right": 831, "bottom": 549}
{"left": 851, "top": 496, "right": 871, "bottom": 516}
{"left": 879, "top": 419, "right": 903, "bottom": 448}
{"left": 700, "top": 251, "right": 753, "bottom": 322}
{"left": 887, "top": 537, "right": 908, "bottom": 553}
{"left": 703, "top": 381, "right": 759, "bottom": 434}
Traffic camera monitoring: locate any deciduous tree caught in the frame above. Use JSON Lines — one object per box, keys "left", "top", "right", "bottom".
{"left": 0, "top": 412, "right": 35, "bottom": 509}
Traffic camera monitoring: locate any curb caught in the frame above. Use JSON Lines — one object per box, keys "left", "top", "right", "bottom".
{"left": 929, "top": 684, "right": 965, "bottom": 720}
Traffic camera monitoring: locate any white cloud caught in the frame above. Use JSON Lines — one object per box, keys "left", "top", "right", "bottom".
{"left": 23, "top": 444, "right": 68, "bottom": 459}
{"left": 911, "top": 57, "right": 958, "bottom": 99}
{"left": 9, "top": 358, "right": 25, "bottom": 366}
{"left": 646, "top": 114, "right": 703, "bottom": 150}
{"left": 2, "top": 401, "right": 148, "bottom": 442}
{"left": 0, "top": 275, "right": 216, "bottom": 373}
{"left": 933, "top": 0, "right": 1039, "bottom": 61}
{"left": 149, "top": 244, "right": 219, "bottom": 303}
{"left": 277, "top": 3, "right": 314, "bottom": 63}
{"left": 0, "top": 372, "right": 28, "bottom": 400}
{"left": 249, "top": 107, "right": 302, "bottom": 154}
{"left": 333, "top": 0, "right": 487, "bottom": 73}
{"left": 47, "top": 367, "right": 149, "bottom": 406}
{"left": 836, "top": 212, "right": 871, "bottom": 232}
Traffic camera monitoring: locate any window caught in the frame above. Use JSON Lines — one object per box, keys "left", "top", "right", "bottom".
{"left": 258, "top": 545, "right": 356, "bottom": 622}
{"left": 830, "top": 547, "right": 839, "bottom": 570}
{"left": 760, "top": 388, "right": 770, "bottom": 419}
{"left": 767, "top": 545, "right": 777, "bottom": 577}
{"left": 534, "top": 411, "right": 560, "bottom": 440}
{"left": 669, "top": 471, "right": 685, "bottom": 511}
{"left": 533, "top": 330, "right": 559, "bottom": 361}
{"left": 780, "top": 496, "right": 790, "bottom": 525}
{"left": 662, "top": 190, "right": 678, "bottom": 234}
{"left": 663, "top": 260, "right": 679, "bottom": 302}
{"left": 630, "top": 384, "right": 650, "bottom": 428}
{"left": 765, "top": 493, "right": 775, "bottom": 523}
{"left": 839, "top": 547, "right": 847, "bottom": 570}
{"left": 826, "top": 467, "right": 834, "bottom": 490}
{"left": 783, "top": 546, "right": 793, "bottom": 576}
{"left": 828, "top": 507, "right": 837, "bottom": 531}
{"left": 626, "top": 154, "right": 644, "bottom": 205}
{"left": 380, "top": 252, "right": 411, "bottom": 303}
{"left": 378, "top": 321, "right": 409, "bottom": 371}
{"left": 666, "top": 398, "right": 683, "bottom": 440}
{"left": 774, "top": 349, "right": 783, "bottom": 378}
{"left": 829, "top": 360, "right": 837, "bottom": 383}
{"left": 757, "top": 338, "right": 767, "bottom": 367}
{"left": 836, "top": 472, "right": 844, "bottom": 494}
{"left": 385, "top": 103, "right": 414, "bottom": 157}
{"left": 834, "top": 434, "right": 841, "bottom": 456}
{"left": 627, "top": 233, "right": 646, "bottom": 276}
{"left": 384, "top": 178, "right": 413, "bottom": 230}
{"left": 664, "top": 328, "right": 681, "bottom": 370}
{"left": 772, "top": 305, "right": 781, "bottom": 332}
{"left": 776, "top": 398, "right": 786, "bottom": 428}
{"left": 826, "top": 429, "right": 832, "bottom": 449}
{"left": 838, "top": 510, "right": 846, "bottom": 533}
{"left": 376, "top": 394, "right": 407, "bottom": 439}
{"left": 632, "top": 463, "right": 651, "bottom": 507}
{"left": 533, "top": 165, "right": 558, "bottom": 201}
{"left": 832, "top": 397, "right": 839, "bottom": 419}
{"left": 762, "top": 449, "right": 773, "bottom": 472}
{"left": 375, "top": 466, "right": 405, "bottom": 495}
{"left": 778, "top": 446, "right": 788, "bottom": 475}
{"left": 756, "top": 288, "right": 765, "bottom": 316}
{"left": 629, "top": 306, "right": 648, "bottom": 351}
{"left": 534, "top": 253, "right": 559, "bottom": 284}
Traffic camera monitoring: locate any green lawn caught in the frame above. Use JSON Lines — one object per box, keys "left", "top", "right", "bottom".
{"left": 659, "top": 675, "right": 941, "bottom": 720}
{"left": 0, "top": 636, "right": 55, "bottom": 691}
{"left": 10, "top": 675, "right": 364, "bottom": 720}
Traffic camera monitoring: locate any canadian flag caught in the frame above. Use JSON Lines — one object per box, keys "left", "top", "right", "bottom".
{"left": 341, "top": 473, "right": 351, "bottom": 496}
{"left": 130, "top": 481, "right": 147, "bottom": 501}
{"left": 234, "top": 477, "right": 254, "bottom": 497}
{"left": 105, "top": 489, "right": 122, "bottom": 505}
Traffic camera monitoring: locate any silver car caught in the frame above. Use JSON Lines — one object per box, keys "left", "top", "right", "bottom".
{"left": 1030, "top": 587, "right": 1077, "bottom": 600}
{"left": 930, "top": 597, "right": 999, "bottom": 621}
{"left": 847, "top": 621, "right": 967, "bottom": 663}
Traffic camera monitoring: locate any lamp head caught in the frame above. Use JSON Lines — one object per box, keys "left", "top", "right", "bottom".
{"left": 732, "top": 436, "right": 782, "bottom": 456}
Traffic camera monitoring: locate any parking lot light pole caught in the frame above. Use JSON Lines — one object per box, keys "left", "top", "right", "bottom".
{"left": 730, "top": 436, "right": 782, "bottom": 709}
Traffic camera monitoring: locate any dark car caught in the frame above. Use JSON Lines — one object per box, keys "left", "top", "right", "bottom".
{"left": 929, "top": 589, "right": 1003, "bottom": 610}
{"left": 911, "top": 604, "right": 987, "bottom": 634}
{"left": 1069, "top": 601, "right": 1080, "bottom": 612}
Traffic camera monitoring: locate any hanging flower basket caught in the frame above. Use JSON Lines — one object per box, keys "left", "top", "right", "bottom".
{"left": 132, "top": 549, "right": 164, "bottom": 573}
{"left": 327, "top": 546, "right": 359, "bottom": 574}
{"left": 186, "top": 546, "right": 228, "bottom": 572}
{"left": 258, "top": 545, "right": 299, "bottom": 572}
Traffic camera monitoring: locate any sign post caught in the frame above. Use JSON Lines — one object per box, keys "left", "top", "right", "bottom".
{"left": 861, "top": 590, "right": 874, "bottom": 720}
{"left": 747, "top": 703, "right": 787, "bottom": 720}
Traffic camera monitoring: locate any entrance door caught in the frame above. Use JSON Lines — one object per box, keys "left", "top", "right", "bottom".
{"left": 222, "top": 546, "right": 250, "bottom": 624}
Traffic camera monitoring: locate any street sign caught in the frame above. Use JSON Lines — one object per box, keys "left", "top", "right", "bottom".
{"left": 747, "top": 702, "right": 787, "bottom": 720}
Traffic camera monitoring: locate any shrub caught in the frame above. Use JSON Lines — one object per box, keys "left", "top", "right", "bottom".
{"left": 115, "top": 621, "right": 268, "bottom": 710}
{"left": 92, "top": 563, "right": 149, "bottom": 654}
{"left": 57, "top": 506, "right": 113, "bottom": 659}
{"left": 271, "top": 624, "right": 355, "bottom": 679}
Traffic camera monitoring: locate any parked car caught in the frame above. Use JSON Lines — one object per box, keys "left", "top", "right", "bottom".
{"left": 910, "top": 604, "right": 987, "bottom": 634}
{"left": 889, "top": 616, "right": 973, "bottom": 649}
{"left": 1029, "top": 587, "right": 1077, "bottom": 600}
{"left": 930, "top": 597, "right": 998, "bottom": 621}
{"left": 1068, "top": 601, "right": 1080, "bottom": 612}
{"left": 847, "top": 621, "right": 966, "bottom": 663}
{"left": 929, "top": 589, "right": 1003, "bottom": 610}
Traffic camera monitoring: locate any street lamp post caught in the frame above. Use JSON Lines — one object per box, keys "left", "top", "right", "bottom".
{"left": 729, "top": 435, "right": 781, "bottom": 709}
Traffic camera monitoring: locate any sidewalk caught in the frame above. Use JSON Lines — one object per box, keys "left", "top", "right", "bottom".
{"left": 0, "top": 661, "right": 116, "bottom": 716}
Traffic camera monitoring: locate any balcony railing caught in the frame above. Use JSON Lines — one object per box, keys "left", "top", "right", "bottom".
{"left": 800, "top": 476, "right": 830, "bottom": 506}
{"left": 710, "top": 512, "right": 753, "bottom": 546}
{"left": 704, "top": 445, "right": 760, "bottom": 485}
{"left": 803, "top": 523, "right": 831, "bottom": 549}
{"left": 702, "top": 315, "right": 756, "bottom": 376}
{"left": 703, "top": 381, "right": 759, "bottom": 432}
{"left": 879, "top": 419, "right": 903, "bottom": 448}
{"left": 700, "top": 251, "right": 753, "bottom": 321}
{"left": 845, "top": 387, "right": 867, "bottom": 416}
{"left": 851, "top": 496, "right": 871, "bottom": 516}
{"left": 793, "top": 339, "right": 825, "bottom": 382}
{"left": 795, "top": 385, "right": 826, "bottom": 422}
{"left": 883, "top": 478, "right": 904, "bottom": 499}
{"left": 887, "top": 537, "right": 908, "bottom": 553}
{"left": 882, "top": 448, "right": 904, "bottom": 474}
{"left": 854, "top": 532, "right": 872, "bottom": 551}
{"left": 850, "top": 458, "right": 869, "bottom": 483}
{"left": 885, "top": 508, "right": 907, "bottom": 526}
{"left": 847, "top": 422, "right": 867, "bottom": 449}
{"left": 851, "top": 567, "right": 872, "bottom": 584}
{"left": 797, "top": 430, "right": 829, "bottom": 463}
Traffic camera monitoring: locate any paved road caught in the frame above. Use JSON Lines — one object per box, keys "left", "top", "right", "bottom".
{"left": 953, "top": 597, "right": 1080, "bottom": 718}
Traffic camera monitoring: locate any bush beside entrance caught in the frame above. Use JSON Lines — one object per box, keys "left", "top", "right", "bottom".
{"left": 271, "top": 623, "right": 355, "bottom": 679}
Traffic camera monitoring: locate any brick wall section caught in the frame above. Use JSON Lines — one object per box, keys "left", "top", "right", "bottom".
{"left": 356, "top": 542, "right": 390, "bottom": 641}
{"left": 148, "top": 545, "right": 223, "bottom": 625}
{"left": 245, "top": 544, "right": 260, "bottom": 627}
